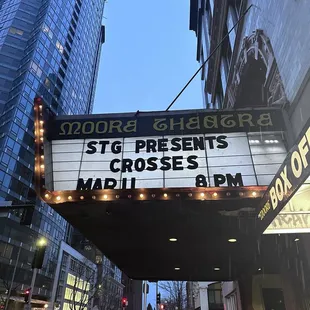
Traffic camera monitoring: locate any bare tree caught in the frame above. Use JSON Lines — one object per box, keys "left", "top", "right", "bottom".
{"left": 96, "top": 275, "right": 122, "bottom": 310}
{"left": 0, "top": 263, "right": 21, "bottom": 308}
{"left": 159, "top": 282, "right": 187, "bottom": 310}
{"left": 68, "top": 258, "right": 122, "bottom": 310}
{"left": 68, "top": 259, "right": 98, "bottom": 310}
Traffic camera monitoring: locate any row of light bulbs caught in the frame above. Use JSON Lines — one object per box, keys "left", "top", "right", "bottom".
{"left": 44, "top": 190, "right": 259, "bottom": 202}
{"left": 249, "top": 139, "right": 279, "bottom": 144}
{"left": 35, "top": 103, "right": 48, "bottom": 185}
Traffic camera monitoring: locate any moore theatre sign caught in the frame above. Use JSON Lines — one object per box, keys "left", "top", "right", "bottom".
{"left": 33, "top": 98, "right": 287, "bottom": 207}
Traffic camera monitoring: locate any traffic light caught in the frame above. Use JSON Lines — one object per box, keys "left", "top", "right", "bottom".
{"left": 32, "top": 239, "right": 47, "bottom": 269}
{"left": 24, "top": 288, "right": 31, "bottom": 303}
{"left": 121, "top": 297, "right": 127, "bottom": 308}
{"left": 156, "top": 293, "right": 161, "bottom": 304}
{"left": 20, "top": 206, "right": 35, "bottom": 226}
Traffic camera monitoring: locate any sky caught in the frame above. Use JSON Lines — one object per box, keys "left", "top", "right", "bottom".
{"left": 93, "top": 0, "right": 203, "bottom": 307}
{"left": 93, "top": 0, "right": 203, "bottom": 115}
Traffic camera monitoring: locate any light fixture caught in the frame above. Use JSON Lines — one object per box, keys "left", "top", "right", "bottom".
{"left": 39, "top": 105, "right": 42, "bottom": 109}
{"left": 212, "top": 192, "right": 218, "bottom": 197}
{"left": 68, "top": 196, "right": 73, "bottom": 200}
{"left": 228, "top": 238, "right": 237, "bottom": 243}
{"left": 274, "top": 140, "right": 279, "bottom": 143}
{"left": 80, "top": 196, "right": 84, "bottom": 200}
{"left": 214, "top": 267, "right": 220, "bottom": 271}
{"left": 294, "top": 237, "right": 300, "bottom": 242}
{"left": 128, "top": 194, "right": 132, "bottom": 198}
{"left": 258, "top": 268, "right": 262, "bottom": 271}
{"left": 44, "top": 304, "right": 48, "bottom": 309}
{"left": 44, "top": 193, "right": 50, "bottom": 199}
{"left": 40, "top": 120, "right": 44, "bottom": 125}
{"left": 140, "top": 193, "right": 144, "bottom": 198}
{"left": 174, "top": 267, "right": 180, "bottom": 271}
{"left": 163, "top": 193, "right": 168, "bottom": 198}
{"left": 188, "top": 193, "right": 192, "bottom": 197}
{"left": 239, "top": 192, "right": 244, "bottom": 197}
{"left": 41, "top": 155, "right": 44, "bottom": 159}
{"left": 252, "top": 191, "right": 257, "bottom": 197}
{"left": 265, "top": 140, "right": 270, "bottom": 143}
{"left": 116, "top": 195, "right": 120, "bottom": 199}
{"left": 37, "top": 238, "right": 47, "bottom": 247}
{"left": 92, "top": 195, "right": 96, "bottom": 200}
{"left": 40, "top": 129, "right": 44, "bottom": 133}
{"left": 40, "top": 137, "right": 44, "bottom": 141}
{"left": 169, "top": 238, "right": 177, "bottom": 242}
{"left": 103, "top": 194, "right": 108, "bottom": 199}
{"left": 200, "top": 193, "right": 205, "bottom": 197}
{"left": 176, "top": 194, "right": 180, "bottom": 197}
{"left": 40, "top": 164, "right": 44, "bottom": 169}
{"left": 56, "top": 196, "right": 61, "bottom": 201}
{"left": 226, "top": 192, "right": 231, "bottom": 197}
{"left": 152, "top": 194, "right": 156, "bottom": 198}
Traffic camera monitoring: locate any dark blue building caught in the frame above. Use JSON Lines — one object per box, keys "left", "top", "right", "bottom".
{"left": 0, "top": 0, "right": 105, "bottom": 307}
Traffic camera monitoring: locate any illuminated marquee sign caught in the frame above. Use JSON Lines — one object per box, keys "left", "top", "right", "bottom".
{"left": 49, "top": 132, "right": 286, "bottom": 192}
{"left": 34, "top": 98, "right": 286, "bottom": 204}
{"left": 257, "top": 118, "right": 310, "bottom": 232}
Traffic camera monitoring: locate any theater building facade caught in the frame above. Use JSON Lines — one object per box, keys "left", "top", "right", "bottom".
{"left": 190, "top": 0, "right": 310, "bottom": 309}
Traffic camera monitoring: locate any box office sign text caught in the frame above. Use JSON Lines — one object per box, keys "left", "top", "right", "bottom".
{"left": 258, "top": 121, "right": 310, "bottom": 230}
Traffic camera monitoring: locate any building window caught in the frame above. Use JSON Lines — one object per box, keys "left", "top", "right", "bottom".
{"left": 225, "top": 292, "right": 237, "bottom": 310}
{"left": 56, "top": 41, "right": 64, "bottom": 54}
{"left": 30, "top": 61, "right": 42, "bottom": 78}
{"left": 95, "top": 255, "right": 102, "bottom": 264}
{"left": 65, "top": 287, "right": 73, "bottom": 300}
{"left": 9, "top": 27, "right": 23, "bottom": 36}
{"left": 0, "top": 242, "right": 13, "bottom": 259}
{"left": 67, "top": 273, "right": 76, "bottom": 286}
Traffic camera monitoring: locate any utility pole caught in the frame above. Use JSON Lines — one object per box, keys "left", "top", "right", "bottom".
{"left": 28, "top": 268, "right": 38, "bottom": 307}
{"left": 4, "top": 245, "right": 21, "bottom": 310}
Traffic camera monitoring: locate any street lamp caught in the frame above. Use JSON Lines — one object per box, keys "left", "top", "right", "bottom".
{"left": 28, "top": 237, "right": 48, "bottom": 308}
{"left": 37, "top": 238, "right": 47, "bottom": 247}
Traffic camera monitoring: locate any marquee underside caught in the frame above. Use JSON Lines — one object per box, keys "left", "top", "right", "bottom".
{"left": 51, "top": 186, "right": 277, "bottom": 281}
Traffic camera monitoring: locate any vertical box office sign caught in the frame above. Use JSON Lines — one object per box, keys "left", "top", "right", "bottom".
{"left": 34, "top": 98, "right": 287, "bottom": 204}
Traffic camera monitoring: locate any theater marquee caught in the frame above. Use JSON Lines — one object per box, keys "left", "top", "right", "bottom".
{"left": 34, "top": 98, "right": 286, "bottom": 204}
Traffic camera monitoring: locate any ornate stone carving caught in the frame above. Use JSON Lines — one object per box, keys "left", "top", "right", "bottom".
{"left": 228, "top": 29, "right": 288, "bottom": 108}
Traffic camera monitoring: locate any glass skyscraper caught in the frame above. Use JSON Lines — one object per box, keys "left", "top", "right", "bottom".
{"left": 0, "top": 0, "right": 105, "bottom": 306}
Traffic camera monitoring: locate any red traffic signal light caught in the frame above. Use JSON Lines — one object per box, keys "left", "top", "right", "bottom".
{"left": 122, "top": 297, "right": 128, "bottom": 307}
{"left": 24, "top": 288, "right": 31, "bottom": 303}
